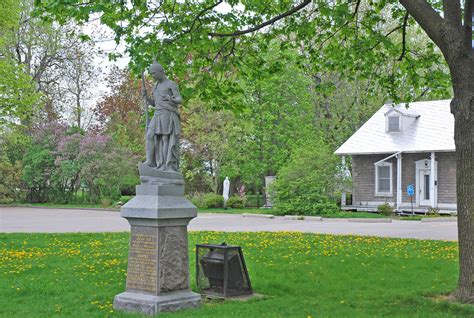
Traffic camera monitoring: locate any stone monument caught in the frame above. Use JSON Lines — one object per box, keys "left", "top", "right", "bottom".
{"left": 113, "top": 61, "right": 201, "bottom": 315}
{"left": 263, "top": 175, "right": 276, "bottom": 208}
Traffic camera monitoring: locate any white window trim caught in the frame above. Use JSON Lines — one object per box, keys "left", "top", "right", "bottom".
{"left": 375, "top": 162, "right": 393, "bottom": 197}
{"left": 386, "top": 114, "right": 402, "bottom": 132}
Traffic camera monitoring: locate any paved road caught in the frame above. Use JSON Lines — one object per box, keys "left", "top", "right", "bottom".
{"left": 0, "top": 207, "right": 458, "bottom": 241}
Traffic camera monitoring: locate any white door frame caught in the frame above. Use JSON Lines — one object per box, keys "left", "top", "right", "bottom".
{"left": 415, "top": 158, "right": 437, "bottom": 207}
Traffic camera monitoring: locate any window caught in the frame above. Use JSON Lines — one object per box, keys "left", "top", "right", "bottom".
{"left": 387, "top": 116, "right": 400, "bottom": 132}
{"left": 424, "top": 174, "right": 430, "bottom": 200}
{"left": 375, "top": 162, "right": 392, "bottom": 196}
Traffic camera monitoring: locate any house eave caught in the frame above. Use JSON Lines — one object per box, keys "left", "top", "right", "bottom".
{"left": 334, "top": 149, "right": 456, "bottom": 156}
{"left": 384, "top": 107, "right": 420, "bottom": 118}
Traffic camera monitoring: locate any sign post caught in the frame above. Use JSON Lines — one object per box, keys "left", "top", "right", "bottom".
{"left": 407, "top": 184, "right": 415, "bottom": 215}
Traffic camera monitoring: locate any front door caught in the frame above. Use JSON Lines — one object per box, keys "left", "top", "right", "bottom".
{"left": 419, "top": 170, "right": 431, "bottom": 206}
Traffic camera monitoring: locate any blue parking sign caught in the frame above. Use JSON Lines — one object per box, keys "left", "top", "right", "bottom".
{"left": 407, "top": 184, "right": 415, "bottom": 196}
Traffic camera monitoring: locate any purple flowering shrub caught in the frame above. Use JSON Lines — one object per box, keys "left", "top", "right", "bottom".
{"left": 22, "top": 120, "right": 138, "bottom": 203}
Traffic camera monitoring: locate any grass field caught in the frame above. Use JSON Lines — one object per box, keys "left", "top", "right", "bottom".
{"left": 8, "top": 203, "right": 109, "bottom": 209}
{"left": 199, "top": 208, "right": 388, "bottom": 218}
{"left": 1, "top": 232, "right": 472, "bottom": 317}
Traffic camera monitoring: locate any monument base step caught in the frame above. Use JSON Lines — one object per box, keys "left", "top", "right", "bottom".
{"left": 114, "top": 290, "right": 201, "bottom": 315}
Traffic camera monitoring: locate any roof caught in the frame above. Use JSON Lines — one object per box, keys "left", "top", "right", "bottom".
{"left": 385, "top": 106, "right": 420, "bottom": 118}
{"left": 335, "top": 100, "right": 455, "bottom": 155}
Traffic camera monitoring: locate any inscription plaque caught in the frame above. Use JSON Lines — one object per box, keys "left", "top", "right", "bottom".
{"left": 126, "top": 226, "right": 158, "bottom": 294}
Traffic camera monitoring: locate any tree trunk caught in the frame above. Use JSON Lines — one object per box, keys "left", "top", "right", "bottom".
{"left": 400, "top": 0, "right": 474, "bottom": 301}
{"left": 450, "top": 60, "right": 474, "bottom": 303}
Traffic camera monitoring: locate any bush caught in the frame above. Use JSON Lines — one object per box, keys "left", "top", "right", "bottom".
{"left": 275, "top": 193, "right": 339, "bottom": 215}
{"left": 226, "top": 195, "right": 246, "bottom": 208}
{"left": 377, "top": 203, "right": 394, "bottom": 216}
{"left": 203, "top": 193, "right": 224, "bottom": 208}
{"left": 272, "top": 139, "right": 340, "bottom": 216}
{"left": 100, "top": 198, "right": 112, "bottom": 208}
{"left": 120, "top": 195, "right": 132, "bottom": 204}
{"left": 190, "top": 193, "right": 207, "bottom": 208}
{"left": 113, "top": 195, "right": 133, "bottom": 207}
{"left": 190, "top": 192, "right": 224, "bottom": 209}
{"left": 427, "top": 207, "right": 440, "bottom": 216}
{"left": 0, "top": 158, "right": 24, "bottom": 204}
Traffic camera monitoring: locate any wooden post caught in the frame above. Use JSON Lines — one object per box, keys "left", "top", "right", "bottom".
{"left": 396, "top": 153, "right": 402, "bottom": 211}
{"left": 341, "top": 156, "right": 347, "bottom": 207}
{"left": 430, "top": 152, "right": 436, "bottom": 208}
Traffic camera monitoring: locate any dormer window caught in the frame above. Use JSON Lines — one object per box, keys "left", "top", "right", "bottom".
{"left": 387, "top": 115, "right": 401, "bottom": 132}
{"left": 384, "top": 105, "right": 419, "bottom": 133}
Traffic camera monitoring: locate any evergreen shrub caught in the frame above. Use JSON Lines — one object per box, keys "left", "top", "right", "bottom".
{"left": 377, "top": 203, "right": 394, "bottom": 216}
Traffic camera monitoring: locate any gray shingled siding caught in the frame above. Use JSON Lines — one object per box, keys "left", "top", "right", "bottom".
{"left": 436, "top": 152, "right": 457, "bottom": 203}
{"left": 400, "top": 153, "right": 429, "bottom": 203}
{"left": 351, "top": 152, "right": 456, "bottom": 206}
{"left": 352, "top": 154, "right": 397, "bottom": 204}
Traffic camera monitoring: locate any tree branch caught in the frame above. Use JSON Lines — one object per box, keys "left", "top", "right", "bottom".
{"left": 208, "top": 0, "right": 311, "bottom": 37}
{"left": 184, "top": 0, "right": 223, "bottom": 34}
{"left": 212, "top": 38, "right": 233, "bottom": 63}
{"left": 399, "top": 0, "right": 446, "bottom": 49}
{"left": 442, "top": 0, "right": 462, "bottom": 29}
{"left": 223, "top": 38, "right": 236, "bottom": 60}
{"left": 398, "top": 12, "right": 409, "bottom": 61}
{"left": 352, "top": 0, "right": 362, "bottom": 18}
{"left": 415, "top": 87, "right": 430, "bottom": 101}
{"left": 366, "top": 24, "right": 404, "bottom": 51}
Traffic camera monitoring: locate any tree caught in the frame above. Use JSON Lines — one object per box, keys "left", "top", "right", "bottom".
{"left": 181, "top": 101, "right": 236, "bottom": 194}
{"left": 223, "top": 45, "right": 317, "bottom": 194}
{"left": 272, "top": 137, "right": 340, "bottom": 216}
{"left": 94, "top": 66, "right": 146, "bottom": 156}
{"left": 35, "top": 0, "right": 473, "bottom": 302}
{"left": 4, "top": 0, "right": 101, "bottom": 125}
{"left": 77, "top": 133, "right": 138, "bottom": 202}
{"left": 0, "top": 0, "right": 40, "bottom": 126}
{"left": 61, "top": 41, "right": 99, "bottom": 130}
{"left": 398, "top": 1, "right": 473, "bottom": 302}
{"left": 21, "top": 120, "right": 139, "bottom": 203}
{"left": 22, "top": 121, "right": 66, "bottom": 202}
{"left": 0, "top": 157, "right": 23, "bottom": 203}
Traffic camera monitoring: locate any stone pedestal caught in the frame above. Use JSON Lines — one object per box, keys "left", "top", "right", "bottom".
{"left": 114, "top": 166, "right": 201, "bottom": 315}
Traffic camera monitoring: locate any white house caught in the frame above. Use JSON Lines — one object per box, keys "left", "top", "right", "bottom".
{"left": 335, "top": 100, "right": 456, "bottom": 214}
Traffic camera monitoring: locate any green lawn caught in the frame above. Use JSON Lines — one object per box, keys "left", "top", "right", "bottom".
{"left": 198, "top": 207, "right": 270, "bottom": 214}
{"left": 198, "top": 208, "right": 387, "bottom": 218}
{"left": 1, "top": 232, "right": 471, "bottom": 317}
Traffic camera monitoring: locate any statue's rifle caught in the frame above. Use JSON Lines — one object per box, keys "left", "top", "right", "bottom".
{"left": 141, "top": 71, "right": 149, "bottom": 139}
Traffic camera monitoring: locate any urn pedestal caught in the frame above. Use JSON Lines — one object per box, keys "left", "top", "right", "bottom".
{"left": 113, "top": 167, "right": 201, "bottom": 315}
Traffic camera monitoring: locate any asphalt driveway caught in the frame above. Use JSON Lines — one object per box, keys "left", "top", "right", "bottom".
{"left": 0, "top": 207, "right": 457, "bottom": 241}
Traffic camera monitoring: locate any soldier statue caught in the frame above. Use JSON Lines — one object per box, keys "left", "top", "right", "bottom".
{"left": 142, "top": 61, "right": 182, "bottom": 172}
